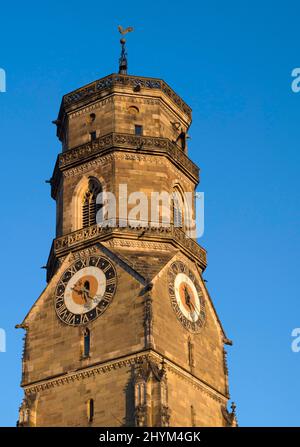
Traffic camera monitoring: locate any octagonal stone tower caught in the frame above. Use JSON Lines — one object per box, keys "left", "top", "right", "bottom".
{"left": 17, "top": 63, "right": 236, "bottom": 427}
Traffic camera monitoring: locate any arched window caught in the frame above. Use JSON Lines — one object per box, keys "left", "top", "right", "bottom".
{"left": 83, "top": 328, "right": 90, "bottom": 358}
{"left": 172, "top": 188, "right": 184, "bottom": 228}
{"left": 87, "top": 398, "right": 94, "bottom": 423}
{"left": 82, "top": 178, "right": 102, "bottom": 228}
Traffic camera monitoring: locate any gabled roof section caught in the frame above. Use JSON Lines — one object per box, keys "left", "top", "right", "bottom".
{"left": 100, "top": 241, "right": 178, "bottom": 283}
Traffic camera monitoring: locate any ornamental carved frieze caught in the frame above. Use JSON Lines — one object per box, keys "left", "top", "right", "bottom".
{"left": 57, "top": 132, "right": 199, "bottom": 182}
{"left": 54, "top": 224, "right": 111, "bottom": 251}
{"left": 106, "top": 239, "right": 171, "bottom": 251}
{"left": 61, "top": 74, "right": 191, "bottom": 119}
{"left": 112, "top": 95, "right": 159, "bottom": 107}
{"left": 59, "top": 134, "right": 114, "bottom": 167}
{"left": 63, "top": 154, "right": 114, "bottom": 178}
{"left": 52, "top": 224, "right": 207, "bottom": 268}
{"left": 22, "top": 351, "right": 227, "bottom": 407}
{"left": 69, "top": 97, "right": 113, "bottom": 119}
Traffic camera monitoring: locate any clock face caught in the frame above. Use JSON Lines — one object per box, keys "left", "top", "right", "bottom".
{"left": 54, "top": 256, "right": 117, "bottom": 326}
{"left": 168, "top": 261, "right": 206, "bottom": 333}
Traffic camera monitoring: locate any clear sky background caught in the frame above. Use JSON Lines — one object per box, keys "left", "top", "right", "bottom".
{"left": 0, "top": 0, "right": 299, "bottom": 426}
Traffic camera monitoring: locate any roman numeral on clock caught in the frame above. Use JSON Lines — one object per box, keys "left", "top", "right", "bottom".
{"left": 102, "top": 293, "right": 113, "bottom": 303}
{"left": 106, "top": 277, "right": 116, "bottom": 286}
{"left": 56, "top": 304, "right": 69, "bottom": 320}
{"left": 80, "top": 313, "right": 90, "bottom": 325}
{"left": 64, "top": 313, "right": 76, "bottom": 325}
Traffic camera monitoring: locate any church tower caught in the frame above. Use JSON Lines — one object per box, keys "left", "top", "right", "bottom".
{"left": 17, "top": 36, "right": 236, "bottom": 427}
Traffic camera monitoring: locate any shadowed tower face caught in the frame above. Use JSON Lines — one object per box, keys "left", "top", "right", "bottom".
{"left": 17, "top": 43, "right": 237, "bottom": 427}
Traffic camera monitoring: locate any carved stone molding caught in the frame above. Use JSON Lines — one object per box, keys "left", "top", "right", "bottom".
{"left": 54, "top": 132, "right": 198, "bottom": 183}
{"left": 69, "top": 97, "right": 114, "bottom": 119}
{"left": 50, "top": 132, "right": 198, "bottom": 201}
{"left": 165, "top": 360, "right": 227, "bottom": 405}
{"left": 59, "top": 134, "right": 113, "bottom": 168}
{"left": 62, "top": 154, "right": 114, "bottom": 179}
{"left": 105, "top": 239, "right": 171, "bottom": 252}
{"left": 48, "top": 224, "right": 206, "bottom": 281}
{"left": 22, "top": 350, "right": 227, "bottom": 407}
{"left": 144, "top": 293, "right": 154, "bottom": 349}
{"left": 59, "top": 74, "right": 191, "bottom": 120}
{"left": 110, "top": 94, "right": 160, "bottom": 108}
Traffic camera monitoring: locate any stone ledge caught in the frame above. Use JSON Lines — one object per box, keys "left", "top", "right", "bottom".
{"left": 46, "top": 224, "right": 207, "bottom": 281}
{"left": 50, "top": 132, "right": 199, "bottom": 199}
{"left": 22, "top": 350, "right": 227, "bottom": 404}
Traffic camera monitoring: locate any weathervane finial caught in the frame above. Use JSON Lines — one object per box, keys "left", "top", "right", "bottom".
{"left": 118, "top": 25, "right": 134, "bottom": 74}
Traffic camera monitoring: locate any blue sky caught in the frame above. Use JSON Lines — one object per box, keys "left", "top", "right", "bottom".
{"left": 0, "top": 0, "right": 299, "bottom": 426}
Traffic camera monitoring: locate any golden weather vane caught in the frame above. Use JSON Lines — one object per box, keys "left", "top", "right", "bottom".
{"left": 118, "top": 25, "right": 134, "bottom": 74}
{"left": 118, "top": 25, "right": 134, "bottom": 36}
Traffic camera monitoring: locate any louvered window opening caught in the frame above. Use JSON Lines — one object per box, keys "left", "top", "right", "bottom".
{"left": 173, "top": 193, "right": 183, "bottom": 228}
{"left": 82, "top": 180, "right": 102, "bottom": 228}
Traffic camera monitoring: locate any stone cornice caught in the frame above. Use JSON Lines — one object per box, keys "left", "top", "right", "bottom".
{"left": 58, "top": 73, "right": 192, "bottom": 124}
{"left": 47, "top": 224, "right": 207, "bottom": 281}
{"left": 22, "top": 350, "right": 227, "bottom": 404}
{"left": 51, "top": 133, "right": 199, "bottom": 198}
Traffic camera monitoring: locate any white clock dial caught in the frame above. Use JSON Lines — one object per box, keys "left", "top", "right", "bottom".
{"left": 64, "top": 266, "right": 106, "bottom": 314}
{"left": 55, "top": 256, "right": 117, "bottom": 326}
{"left": 168, "top": 261, "right": 206, "bottom": 333}
{"left": 174, "top": 273, "right": 201, "bottom": 322}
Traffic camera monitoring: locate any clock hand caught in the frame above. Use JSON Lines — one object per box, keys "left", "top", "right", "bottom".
{"left": 189, "top": 301, "right": 200, "bottom": 319}
{"left": 189, "top": 300, "right": 198, "bottom": 314}
{"left": 71, "top": 286, "right": 84, "bottom": 295}
{"left": 184, "top": 286, "right": 195, "bottom": 311}
{"left": 82, "top": 286, "right": 93, "bottom": 300}
{"left": 183, "top": 285, "right": 200, "bottom": 320}
{"left": 71, "top": 285, "right": 93, "bottom": 302}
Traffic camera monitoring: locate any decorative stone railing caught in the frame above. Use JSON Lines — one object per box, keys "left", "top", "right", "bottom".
{"left": 57, "top": 132, "right": 199, "bottom": 180}
{"left": 60, "top": 74, "right": 191, "bottom": 119}
{"left": 51, "top": 224, "right": 206, "bottom": 268}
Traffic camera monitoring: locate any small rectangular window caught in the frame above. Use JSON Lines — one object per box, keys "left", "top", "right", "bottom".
{"left": 90, "top": 131, "right": 97, "bottom": 141}
{"left": 135, "top": 125, "right": 143, "bottom": 136}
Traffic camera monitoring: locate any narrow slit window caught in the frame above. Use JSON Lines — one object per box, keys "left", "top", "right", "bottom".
{"left": 87, "top": 398, "right": 94, "bottom": 423}
{"left": 83, "top": 328, "right": 90, "bottom": 358}
{"left": 135, "top": 125, "right": 143, "bottom": 136}
{"left": 90, "top": 131, "right": 97, "bottom": 141}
